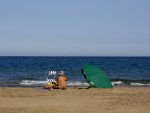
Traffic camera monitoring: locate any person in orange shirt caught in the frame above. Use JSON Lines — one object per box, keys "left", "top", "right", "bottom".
{"left": 57, "top": 71, "right": 67, "bottom": 89}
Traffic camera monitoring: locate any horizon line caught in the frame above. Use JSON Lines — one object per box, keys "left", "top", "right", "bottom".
{"left": 0, "top": 55, "right": 150, "bottom": 57}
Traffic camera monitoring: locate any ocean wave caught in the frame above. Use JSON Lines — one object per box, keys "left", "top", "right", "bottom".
{"left": 19, "top": 80, "right": 89, "bottom": 87}
{"left": 130, "top": 82, "right": 150, "bottom": 86}
{"left": 111, "top": 80, "right": 150, "bottom": 87}
{"left": 19, "top": 80, "right": 47, "bottom": 86}
{"left": 0, "top": 79, "right": 149, "bottom": 87}
{"left": 111, "top": 81, "right": 124, "bottom": 86}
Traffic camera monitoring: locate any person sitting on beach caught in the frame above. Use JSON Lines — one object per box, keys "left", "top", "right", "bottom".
{"left": 56, "top": 71, "right": 67, "bottom": 89}
{"left": 44, "top": 79, "right": 58, "bottom": 90}
{"left": 44, "top": 80, "right": 54, "bottom": 90}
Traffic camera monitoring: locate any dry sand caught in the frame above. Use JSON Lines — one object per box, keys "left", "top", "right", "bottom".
{"left": 0, "top": 87, "right": 150, "bottom": 113}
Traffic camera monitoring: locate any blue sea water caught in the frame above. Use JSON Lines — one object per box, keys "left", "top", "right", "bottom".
{"left": 0, "top": 56, "right": 150, "bottom": 87}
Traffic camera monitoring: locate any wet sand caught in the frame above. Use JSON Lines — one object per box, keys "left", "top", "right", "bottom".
{"left": 0, "top": 87, "right": 150, "bottom": 113}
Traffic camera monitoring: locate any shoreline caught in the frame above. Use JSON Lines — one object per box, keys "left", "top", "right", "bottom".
{"left": 0, "top": 87, "right": 150, "bottom": 113}
{"left": 0, "top": 79, "right": 150, "bottom": 88}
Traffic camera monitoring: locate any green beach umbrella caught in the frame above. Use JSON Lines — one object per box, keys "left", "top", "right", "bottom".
{"left": 81, "top": 64, "right": 113, "bottom": 88}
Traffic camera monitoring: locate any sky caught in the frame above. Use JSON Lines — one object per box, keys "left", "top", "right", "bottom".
{"left": 0, "top": 0, "right": 150, "bottom": 56}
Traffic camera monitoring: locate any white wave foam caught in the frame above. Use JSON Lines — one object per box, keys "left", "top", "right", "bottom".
{"left": 20, "top": 80, "right": 47, "bottom": 85}
{"left": 111, "top": 81, "right": 123, "bottom": 86}
{"left": 130, "top": 83, "right": 150, "bottom": 86}
{"left": 19, "top": 80, "right": 89, "bottom": 87}
{"left": 19, "top": 80, "right": 150, "bottom": 87}
{"left": 67, "top": 81, "right": 89, "bottom": 87}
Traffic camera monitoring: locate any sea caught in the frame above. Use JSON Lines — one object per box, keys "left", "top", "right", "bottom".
{"left": 0, "top": 56, "right": 150, "bottom": 87}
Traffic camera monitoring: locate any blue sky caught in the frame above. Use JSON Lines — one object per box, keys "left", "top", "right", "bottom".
{"left": 0, "top": 0, "right": 150, "bottom": 56}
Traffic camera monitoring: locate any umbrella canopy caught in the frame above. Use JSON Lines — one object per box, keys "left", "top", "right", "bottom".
{"left": 81, "top": 64, "right": 113, "bottom": 88}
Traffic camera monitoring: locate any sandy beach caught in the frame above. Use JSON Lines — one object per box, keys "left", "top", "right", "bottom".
{"left": 0, "top": 87, "right": 150, "bottom": 113}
